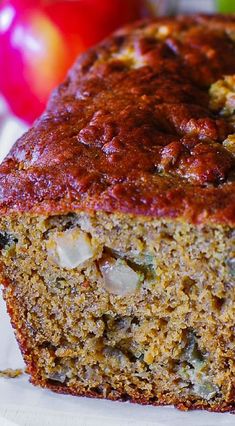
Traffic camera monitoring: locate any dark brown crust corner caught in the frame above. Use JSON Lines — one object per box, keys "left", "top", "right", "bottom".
{"left": 32, "top": 378, "right": 235, "bottom": 414}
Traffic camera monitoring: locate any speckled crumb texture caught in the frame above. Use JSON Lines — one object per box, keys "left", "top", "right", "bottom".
{"left": 0, "top": 14, "right": 235, "bottom": 412}
{"left": 0, "top": 212, "right": 234, "bottom": 412}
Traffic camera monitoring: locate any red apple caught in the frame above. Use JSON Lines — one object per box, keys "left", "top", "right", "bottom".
{"left": 0, "top": 0, "right": 145, "bottom": 123}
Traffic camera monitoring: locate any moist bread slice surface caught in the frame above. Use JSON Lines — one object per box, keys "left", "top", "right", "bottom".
{"left": 0, "top": 14, "right": 235, "bottom": 411}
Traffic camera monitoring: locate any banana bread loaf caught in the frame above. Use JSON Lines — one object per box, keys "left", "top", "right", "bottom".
{"left": 0, "top": 14, "right": 235, "bottom": 412}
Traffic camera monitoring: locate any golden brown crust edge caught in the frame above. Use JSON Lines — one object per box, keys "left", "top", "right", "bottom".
{"left": 0, "top": 14, "right": 235, "bottom": 225}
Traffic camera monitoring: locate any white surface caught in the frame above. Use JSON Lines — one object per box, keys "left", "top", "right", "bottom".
{"left": 0, "top": 117, "right": 28, "bottom": 163}
{"left": 178, "top": 0, "right": 215, "bottom": 13}
{"left": 0, "top": 117, "right": 235, "bottom": 425}
{"left": 0, "top": 97, "right": 28, "bottom": 164}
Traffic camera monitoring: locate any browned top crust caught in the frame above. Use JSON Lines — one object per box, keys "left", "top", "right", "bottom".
{"left": 1, "top": 14, "right": 235, "bottom": 225}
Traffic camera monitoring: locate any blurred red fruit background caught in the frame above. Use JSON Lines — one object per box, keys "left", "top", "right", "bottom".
{"left": 0, "top": 0, "right": 152, "bottom": 123}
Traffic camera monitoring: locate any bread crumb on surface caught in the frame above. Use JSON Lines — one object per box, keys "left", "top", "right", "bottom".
{"left": 0, "top": 368, "right": 23, "bottom": 378}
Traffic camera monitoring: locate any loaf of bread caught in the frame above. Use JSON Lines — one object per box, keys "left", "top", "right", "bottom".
{"left": 0, "top": 14, "right": 234, "bottom": 412}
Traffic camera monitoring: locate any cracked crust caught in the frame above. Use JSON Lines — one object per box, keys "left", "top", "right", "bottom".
{"left": 0, "top": 14, "right": 235, "bottom": 224}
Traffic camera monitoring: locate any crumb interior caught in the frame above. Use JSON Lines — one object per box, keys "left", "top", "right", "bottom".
{"left": 0, "top": 212, "right": 234, "bottom": 407}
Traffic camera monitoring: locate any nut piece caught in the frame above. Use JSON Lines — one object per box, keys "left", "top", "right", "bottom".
{"left": 112, "top": 47, "right": 146, "bottom": 69}
{"left": 0, "top": 232, "right": 18, "bottom": 250}
{"left": 209, "top": 75, "right": 235, "bottom": 116}
{"left": 47, "top": 371, "right": 67, "bottom": 383}
{"left": 223, "top": 135, "right": 235, "bottom": 156}
{"left": 100, "top": 257, "right": 140, "bottom": 296}
{"left": 179, "top": 332, "right": 219, "bottom": 400}
{"left": 227, "top": 257, "right": 235, "bottom": 277}
{"left": 47, "top": 228, "right": 96, "bottom": 269}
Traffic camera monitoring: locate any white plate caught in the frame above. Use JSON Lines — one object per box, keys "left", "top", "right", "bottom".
{"left": 0, "top": 115, "right": 234, "bottom": 425}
